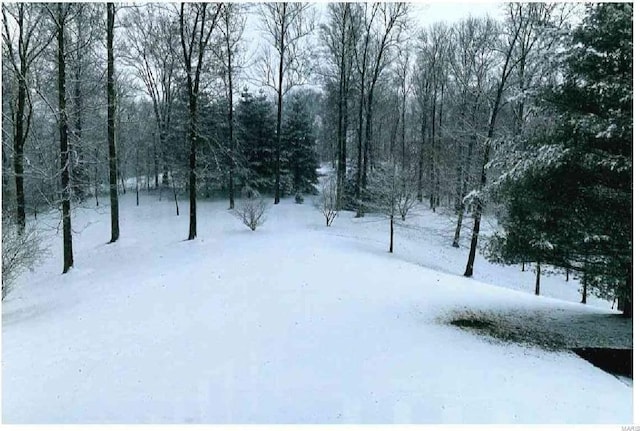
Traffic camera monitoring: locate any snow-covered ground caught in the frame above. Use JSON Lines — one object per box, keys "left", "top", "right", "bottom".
{"left": 2, "top": 189, "right": 632, "bottom": 423}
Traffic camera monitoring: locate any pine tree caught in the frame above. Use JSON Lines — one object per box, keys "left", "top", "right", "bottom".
{"left": 489, "top": 4, "right": 632, "bottom": 316}
{"left": 485, "top": 169, "right": 573, "bottom": 295}
{"left": 282, "top": 93, "right": 318, "bottom": 195}
{"left": 236, "top": 89, "right": 276, "bottom": 193}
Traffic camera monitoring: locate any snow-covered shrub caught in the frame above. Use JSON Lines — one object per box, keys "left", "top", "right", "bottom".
{"left": 2, "top": 217, "right": 47, "bottom": 300}
{"left": 234, "top": 187, "right": 268, "bottom": 231}
{"left": 316, "top": 175, "right": 338, "bottom": 226}
{"left": 295, "top": 192, "right": 304, "bottom": 204}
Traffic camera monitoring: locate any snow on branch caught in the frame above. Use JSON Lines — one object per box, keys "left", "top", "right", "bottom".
{"left": 2, "top": 217, "right": 48, "bottom": 300}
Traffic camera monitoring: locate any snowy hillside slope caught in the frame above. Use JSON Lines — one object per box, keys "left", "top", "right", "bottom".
{"left": 2, "top": 192, "right": 632, "bottom": 423}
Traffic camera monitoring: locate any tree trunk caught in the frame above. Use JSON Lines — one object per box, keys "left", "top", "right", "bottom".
{"left": 273, "top": 4, "right": 286, "bottom": 205}
{"left": 362, "top": 90, "right": 374, "bottom": 192}
{"left": 452, "top": 209, "right": 463, "bottom": 248}
{"left": 534, "top": 261, "right": 541, "bottom": 296}
{"left": 107, "top": 2, "right": 119, "bottom": 244}
{"left": 400, "top": 85, "right": 406, "bottom": 172}
{"left": 354, "top": 21, "right": 370, "bottom": 219}
{"left": 13, "top": 74, "right": 27, "bottom": 233}
{"left": 621, "top": 267, "right": 632, "bottom": 318}
{"left": 72, "top": 31, "right": 84, "bottom": 202}
{"left": 454, "top": 116, "right": 474, "bottom": 248}
{"left": 339, "top": 102, "right": 348, "bottom": 209}
{"left": 335, "top": 7, "right": 347, "bottom": 208}
{"left": 94, "top": 147, "right": 99, "bottom": 206}
{"left": 11, "top": 5, "right": 30, "bottom": 234}
{"left": 463, "top": 19, "right": 520, "bottom": 278}
{"left": 146, "top": 146, "right": 150, "bottom": 193}
{"left": 429, "top": 86, "right": 436, "bottom": 211}
{"left": 154, "top": 134, "right": 159, "bottom": 188}
{"left": 57, "top": 4, "right": 74, "bottom": 273}
{"left": 417, "top": 102, "right": 427, "bottom": 202}
{"left": 171, "top": 170, "right": 180, "bottom": 216}
{"left": 435, "top": 80, "right": 444, "bottom": 208}
{"left": 187, "top": 92, "right": 197, "bottom": 239}
{"left": 135, "top": 144, "right": 139, "bottom": 207}
{"left": 336, "top": 58, "right": 345, "bottom": 209}
{"left": 463, "top": 205, "right": 481, "bottom": 277}
{"left": 452, "top": 105, "right": 466, "bottom": 248}
{"left": 119, "top": 169, "right": 126, "bottom": 194}
{"left": 389, "top": 214, "right": 394, "bottom": 253}
{"left": 355, "top": 73, "right": 365, "bottom": 217}
{"left": 226, "top": 28, "right": 235, "bottom": 210}
{"left": 581, "top": 276, "right": 587, "bottom": 304}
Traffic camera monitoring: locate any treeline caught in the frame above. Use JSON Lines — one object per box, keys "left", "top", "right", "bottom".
{"left": 313, "top": 3, "right": 631, "bottom": 315}
{"left": 2, "top": 3, "right": 632, "bottom": 315}
{"left": 2, "top": 3, "right": 320, "bottom": 280}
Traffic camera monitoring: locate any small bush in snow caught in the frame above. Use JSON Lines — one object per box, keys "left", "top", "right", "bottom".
{"left": 395, "top": 180, "right": 417, "bottom": 222}
{"left": 315, "top": 176, "right": 338, "bottom": 226}
{"left": 234, "top": 187, "right": 268, "bottom": 231}
{"left": 295, "top": 192, "right": 304, "bottom": 204}
{"left": 2, "top": 217, "right": 47, "bottom": 300}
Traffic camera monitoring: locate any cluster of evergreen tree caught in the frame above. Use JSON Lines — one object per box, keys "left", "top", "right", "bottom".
{"left": 235, "top": 88, "right": 318, "bottom": 196}
{"left": 486, "top": 4, "right": 632, "bottom": 316}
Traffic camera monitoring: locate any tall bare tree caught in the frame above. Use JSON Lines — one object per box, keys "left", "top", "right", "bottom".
{"left": 353, "top": 3, "right": 409, "bottom": 217}
{"left": 320, "top": 3, "right": 358, "bottom": 209}
{"left": 447, "top": 17, "right": 498, "bottom": 248}
{"left": 122, "top": 4, "right": 179, "bottom": 191}
{"left": 259, "top": 2, "right": 315, "bottom": 204}
{"left": 216, "top": 3, "right": 246, "bottom": 210}
{"left": 179, "top": 2, "right": 222, "bottom": 240}
{"left": 463, "top": 4, "right": 549, "bottom": 277}
{"left": 48, "top": 3, "right": 74, "bottom": 272}
{"left": 2, "top": 4, "right": 53, "bottom": 233}
{"left": 106, "top": 2, "right": 119, "bottom": 243}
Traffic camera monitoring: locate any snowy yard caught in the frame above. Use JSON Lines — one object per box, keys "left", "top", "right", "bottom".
{"left": 2, "top": 191, "right": 632, "bottom": 423}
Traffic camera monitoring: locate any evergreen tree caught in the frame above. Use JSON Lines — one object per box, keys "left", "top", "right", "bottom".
{"left": 488, "top": 4, "right": 632, "bottom": 316}
{"left": 236, "top": 89, "right": 276, "bottom": 193}
{"left": 282, "top": 93, "right": 319, "bottom": 195}
{"left": 485, "top": 168, "right": 574, "bottom": 295}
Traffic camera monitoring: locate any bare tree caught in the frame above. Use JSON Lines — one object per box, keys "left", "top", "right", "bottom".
{"left": 394, "top": 40, "right": 411, "bottom": 173}
{"left": 2, "top": 4, "right": 53, "bottom": 233}
{"left": 395, "top": 176, "right": 417, "bottom": 222}
{"left": 316, "top": 175, "right": 339, "bottom": 227}
{"left": 122, "top": 4, "right": 180, "bottom": 192}
{"left": 179, "top": 2, "right": 222, "bottom": 240}
{"left": 353, "top": 3, "right": 409, "bottom": 217}
{"left": 234, "top": 187, "right": 267, "bottom": 231}
{"left": 368, "top": 163, "right": 415, "bottom": 254}
{"left": 48, "top": 3, "right": 74, "bottom": 272}
{"left": 216, "top": 3, "right": 246, "bottom": 210}
{"left": 2, "top": 215, "right": 46, "bottom": 300}
{"left": 259, "top": 2, "right": 315, "bottom": 204}
{"left": 464, "top": 4, "right": 556, "bottom": 277}
{"left": 66, "top": 4, "right": 103, "bottom": 203}
{"left": 320, "top": 3, "right": 358, "bottom": 209}
{"left": 106, "top": 2, "right": 119, "bottom": 244}
{"left": 447, "top": 17, "right": 498, "bottom": 248}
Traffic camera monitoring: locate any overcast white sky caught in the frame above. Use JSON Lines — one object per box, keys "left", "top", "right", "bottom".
{"left": 234, "top": 1, "right": 585, "bottom": 96}
{"left": 242, "top": 2, "right": 506, "bottom": 93}
{"left": 412, "top": 2, "right": 505, "bottom": 26}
